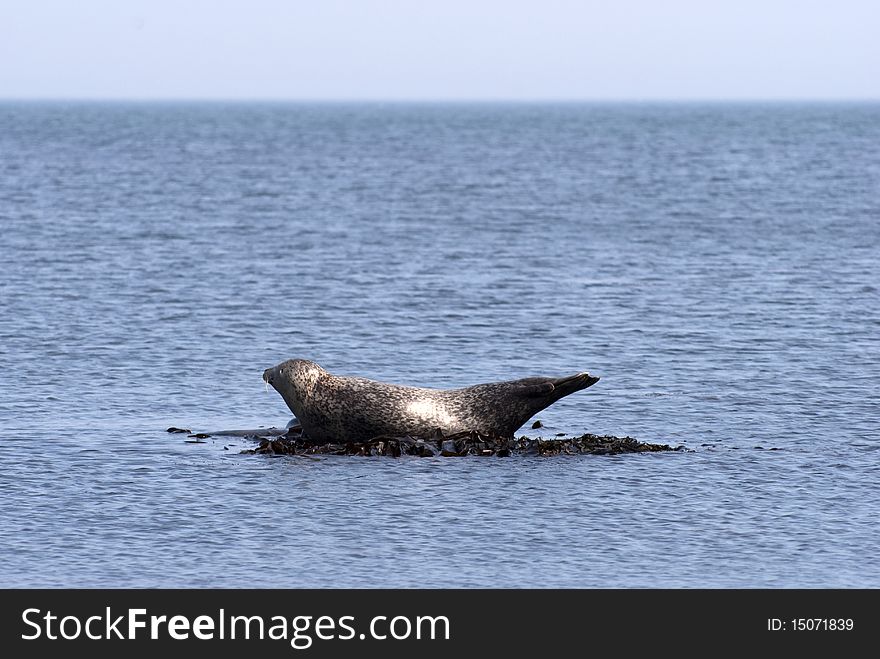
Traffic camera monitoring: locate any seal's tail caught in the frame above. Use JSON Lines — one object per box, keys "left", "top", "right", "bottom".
{"left": 517, "top": 372, "right": 599, "bottom": 401}
{"left": 510, "top": 372, "right": 600, "bottom": 433}
{"left": 546, "top": 372, "right": 600, "bottom": 402}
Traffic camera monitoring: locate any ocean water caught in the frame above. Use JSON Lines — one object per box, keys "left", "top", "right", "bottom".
{"left": 1, "top": 102, "right": 878, "bottom": 587}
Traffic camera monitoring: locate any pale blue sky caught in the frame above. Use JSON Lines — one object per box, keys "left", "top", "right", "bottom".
{"left": 1, "top": 0, "right": 877, "bottom": 100}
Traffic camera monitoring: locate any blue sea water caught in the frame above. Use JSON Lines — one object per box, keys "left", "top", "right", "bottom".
{"left": 0, "top": 102, "right": 878, "bottom": 587}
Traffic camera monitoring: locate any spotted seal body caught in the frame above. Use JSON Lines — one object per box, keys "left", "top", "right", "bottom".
{"left": 262, "top": 359, "right": 599, "bottom": 443}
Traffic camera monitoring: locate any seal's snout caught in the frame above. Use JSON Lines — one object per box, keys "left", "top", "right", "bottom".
{"left": 262, "top": 368, "right": 275, "bottom": 385}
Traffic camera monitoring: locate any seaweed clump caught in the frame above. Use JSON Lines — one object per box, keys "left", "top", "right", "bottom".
{"left": 241, "top": 427, "right": 681, "bottom": 458}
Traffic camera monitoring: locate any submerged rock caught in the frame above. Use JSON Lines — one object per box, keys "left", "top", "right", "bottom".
{"left": 241, "top": 427, "right": 682, "bottom": 457}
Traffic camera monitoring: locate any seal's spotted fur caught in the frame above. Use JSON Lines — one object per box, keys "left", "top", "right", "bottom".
{"left": 263, "top": 359, "right": 599, "bottom": 443}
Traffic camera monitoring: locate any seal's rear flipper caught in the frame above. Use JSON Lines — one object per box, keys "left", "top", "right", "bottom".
{"left": 518, "top": 379, "right": 556, "bottom": 396}
{"left": 545, "top": 372, "right": 600, "bottom": 401}
{"left": 516, "top": 373, "right": 599, "bottom": 399}
{"left": 506, "top": 372, "right": 600, "bottom": 436}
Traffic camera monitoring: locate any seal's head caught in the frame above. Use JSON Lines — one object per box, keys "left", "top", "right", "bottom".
{"left": 262, "top": 359, "right": 326, "bottom": 418}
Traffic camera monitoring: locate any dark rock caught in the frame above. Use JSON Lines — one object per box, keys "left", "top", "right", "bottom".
{"left": 166, "top": 427, "right": 191, "bottom": 433}
{"left": 531, "top": 420, "right": 543, "bottom": 429}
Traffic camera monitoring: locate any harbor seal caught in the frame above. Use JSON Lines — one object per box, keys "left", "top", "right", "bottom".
{"left": 262, "top": 359, "right": 599, "bottom": 443}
